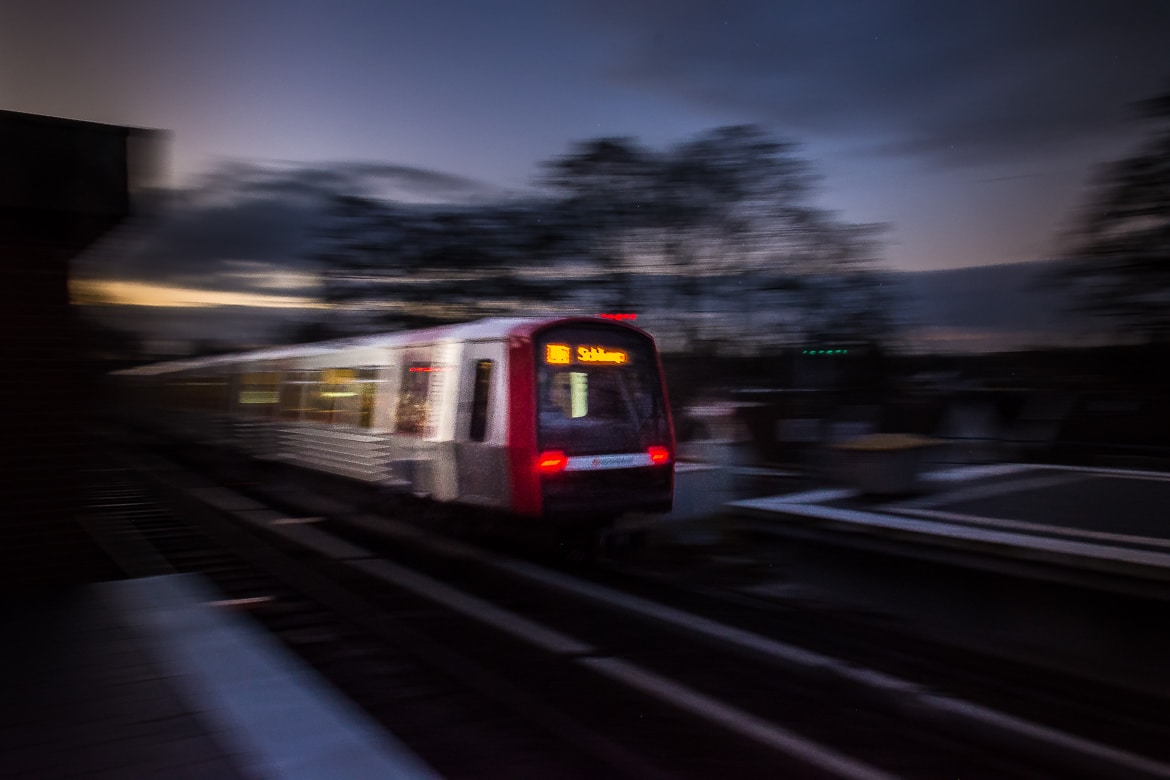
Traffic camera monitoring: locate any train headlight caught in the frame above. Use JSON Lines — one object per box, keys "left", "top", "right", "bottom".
{"left": 536, "top": 450, "right": 568, "bottom": 474}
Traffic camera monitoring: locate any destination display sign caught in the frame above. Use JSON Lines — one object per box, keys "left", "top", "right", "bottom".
{"left": 544, "top": 343, "right": 628, "bottom": 365}
{"left": 545, "top": 343, "right": 572, "bottom": 365}
{"left": 577, "top": 345, "right": 627, "bottom": 364}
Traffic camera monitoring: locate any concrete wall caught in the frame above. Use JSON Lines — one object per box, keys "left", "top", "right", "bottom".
{"left": 0, "top": 111, "right": 162, "bottom": 587}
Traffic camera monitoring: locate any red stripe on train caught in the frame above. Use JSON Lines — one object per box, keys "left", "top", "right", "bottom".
{"left": 506, "top": 334, "right": 542, "bottom": 516}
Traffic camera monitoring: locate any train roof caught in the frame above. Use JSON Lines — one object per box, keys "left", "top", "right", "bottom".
{"left": 114, "top": 316, "right": 652, "bottom": 377}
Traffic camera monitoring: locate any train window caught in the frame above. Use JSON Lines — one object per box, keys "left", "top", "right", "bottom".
{"left": 535, "top": 326, "right": 669, "bottom": 455}
{"left": 396, "top": 363, "right": 432, "bottom": 434}
{"left": 359, "top": 369, "right": 378, "bottom": 428}
{"left": 307, "top": 368, "right": 361, "bottom": 425}
{"left": 469, "top": 360, "right": 493, "bottom": 441}
{"left": 176, "top": 378, "right": 193, "bottom": 410}
{"left": 180, "top": 375, "right": 227, "bottom": 411}
{"left": 207, "top": 376, "right": 229, "bottom": 411}
{"left": 278, "top": 371, "right": 313, "bottom": 421}
{"left": 239, "top": 372, "right": 279, "bottom": 415}
{"left": 546, "top": 371, "right": 587, "bottom": 418}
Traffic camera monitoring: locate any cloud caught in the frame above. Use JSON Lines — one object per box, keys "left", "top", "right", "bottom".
{"left": 219, "top": 260, "right": 320, "bottom": 292}
{"left": 187, "top": 161, "right": 500, "bottom": 206}
{"left": 70, "top": 158, "right": 512, "bottom": 355}
{"left": 79, "top": 159, "right": 503, "bottom": 293}
{"left": 579, "top": 0, "right": 1170, "bottom": 166}
{"left": 72, "top": 279, "right": 330, "bottom": 310}
{"left": 890, "top": 259, "right": 1095, "bottom": 338}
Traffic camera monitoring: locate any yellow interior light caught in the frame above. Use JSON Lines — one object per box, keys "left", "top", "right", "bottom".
{"left": 239, "top": 391, "right": 279, "bottom": 404}
{"left": 570, "top": 372, "right": 588, "bottom": 418}
{"left": 323, "top": 368, "right": 356, "bottom": 384}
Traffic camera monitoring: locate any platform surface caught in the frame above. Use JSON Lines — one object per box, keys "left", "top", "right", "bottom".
{"left": 0, "top": 574, "right": 437, "bottom": 779}
{"left": 729, "top": 462, "right": 1170, "bottom": 579}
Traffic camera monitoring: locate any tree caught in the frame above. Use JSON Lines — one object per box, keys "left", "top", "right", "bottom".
{"left": 541, "top": 126, "right": 892, "bottom": 351}
{"left": 540, "top": 137, "right": 659, "bottom": 310}
{"left": 312, "top": 194, "right": 578, "bottom": 334}
{"left": 310, "top": 125, "right": 894, "bottom": 351}
{"left": 1054, "top": 88, "right": 1170, "bottom": 344}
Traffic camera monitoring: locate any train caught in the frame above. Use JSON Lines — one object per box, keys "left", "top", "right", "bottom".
{"left": 116, "top": 316, "right": 675, "bottom": 525}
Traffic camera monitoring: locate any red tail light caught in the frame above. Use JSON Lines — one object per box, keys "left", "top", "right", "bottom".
{"left": 648, "top": 446, "right": 670, "bottom": 465}
{"left": 536, "top": 450, "right": 568, "bottom": 474}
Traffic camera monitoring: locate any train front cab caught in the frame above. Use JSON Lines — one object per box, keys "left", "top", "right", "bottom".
{"left": 510, "top": 319, "right": 674, "bottom": 522}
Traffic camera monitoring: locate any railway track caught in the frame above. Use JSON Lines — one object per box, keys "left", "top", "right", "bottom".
{"left": 82, "top": 437, "right": 1170, "bottom": 778}
{"left": 80, "top": 458, "right": 668, "bottom": 779}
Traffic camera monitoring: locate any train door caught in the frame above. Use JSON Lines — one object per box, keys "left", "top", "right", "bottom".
{"left": 455, "top": 340, "right": 508, "bottom": 509}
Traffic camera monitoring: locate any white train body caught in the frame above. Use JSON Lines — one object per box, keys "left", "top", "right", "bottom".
{"left": 118, "top": 317, "right": 675, "bottom": 521}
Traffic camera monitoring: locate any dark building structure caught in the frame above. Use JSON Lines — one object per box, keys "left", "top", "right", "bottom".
{"left": 1, "top": 110, "right": 162, "bottom": 587}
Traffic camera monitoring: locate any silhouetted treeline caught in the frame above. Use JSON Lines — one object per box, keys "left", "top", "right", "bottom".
{"left": 1052, "top": 86, "right": 1170, "bottom": 345}
{"left": 312, "top": 125, "right": 896, "bottom": 352}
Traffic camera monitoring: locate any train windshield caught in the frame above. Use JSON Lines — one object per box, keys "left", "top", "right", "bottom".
{"left": 535, "top": 326, "right": 670, "bottom": 455}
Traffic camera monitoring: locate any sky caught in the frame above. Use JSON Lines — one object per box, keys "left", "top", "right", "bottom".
{"left": 4, "top": 0, "right": 1168, "bottom": 350}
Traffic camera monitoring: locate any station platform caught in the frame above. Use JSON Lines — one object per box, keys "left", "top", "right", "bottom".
{"left": 728, "top": 462, "right": 1170, "bottom": 584}
{"left": 724, "top": 462, "right": 1170, "bottom": 694}
{"left": 0, "top": 574, "right": 437, "bottom": 780}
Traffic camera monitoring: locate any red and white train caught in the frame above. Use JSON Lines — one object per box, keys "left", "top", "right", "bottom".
{"left": 117, "top": 317, "right": 675, "bottom": 523}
